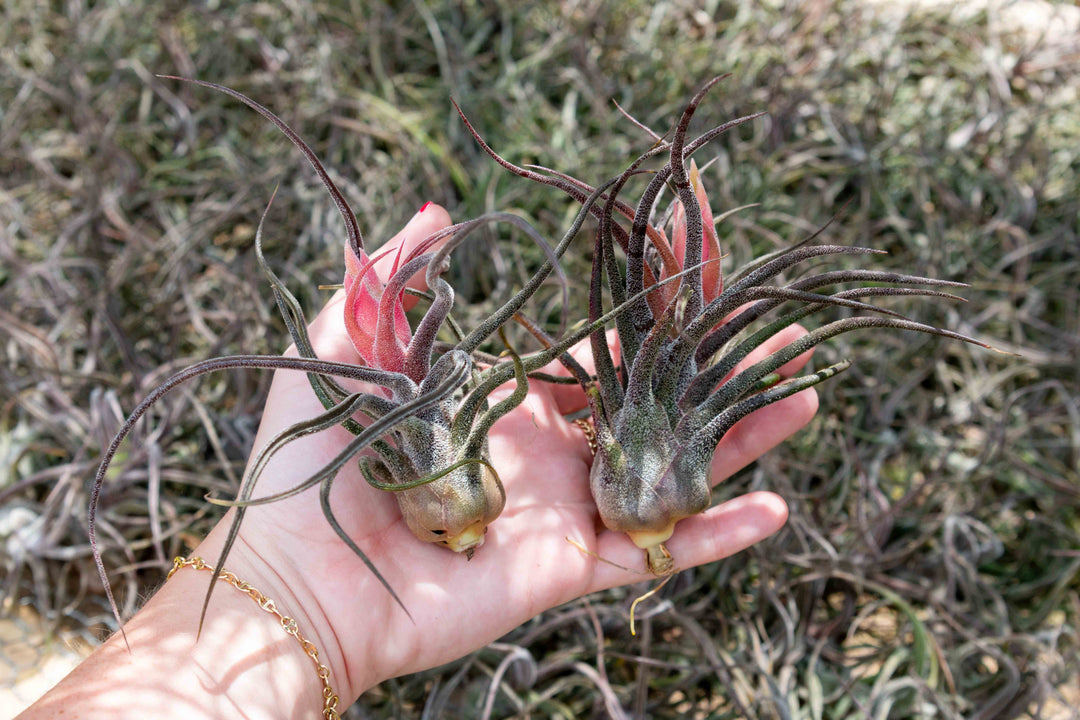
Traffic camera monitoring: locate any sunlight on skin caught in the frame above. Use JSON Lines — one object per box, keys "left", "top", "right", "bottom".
{"left": 19, "top": 203, "right": 808, "bottom": 720}
{"left": 191, "top": 203, "right": 814, "bottom": 700}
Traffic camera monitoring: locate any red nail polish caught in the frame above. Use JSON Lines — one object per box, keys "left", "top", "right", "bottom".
{"left": 419, "top": 201, "right": 432, "bottom": 213}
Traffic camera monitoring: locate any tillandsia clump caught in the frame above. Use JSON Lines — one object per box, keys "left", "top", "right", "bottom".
{"left": 88, "top": 77, "right": 626, "bottom": 633}
{"left": 90, "top": 73, "right": 1000, "bottom": 645}
{"left": 460, "top": 76, "right": 998, "bottom": 577}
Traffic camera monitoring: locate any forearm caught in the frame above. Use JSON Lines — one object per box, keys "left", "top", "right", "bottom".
{"left": 19, "top": 526, "right": 346, "bottom": 720}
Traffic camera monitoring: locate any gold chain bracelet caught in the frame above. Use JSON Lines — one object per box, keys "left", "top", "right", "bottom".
{"left": 574, "top": 417, "right": 597, "bottom": 456}
{"left": 168, "top": 556, "right": 341, "bottom": 719}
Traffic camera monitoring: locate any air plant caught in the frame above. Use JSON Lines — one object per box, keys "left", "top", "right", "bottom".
{"left": 462, "top": 76, "right": 997, "bottom": 577}
{"left": 91, "top": 74, "right": 732, "bottom": 643}
{"left": 87, "top": 78, "right": 622, "bottom": 636}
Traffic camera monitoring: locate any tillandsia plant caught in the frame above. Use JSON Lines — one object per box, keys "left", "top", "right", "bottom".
{"left": 462, "top": 76, "right": 999, "bottom": 576}
{"left": 86, "top": 77, "right": 625, "bottom": 636}
{"left": 89, "top": 75, "right": 726, "bottom": 638}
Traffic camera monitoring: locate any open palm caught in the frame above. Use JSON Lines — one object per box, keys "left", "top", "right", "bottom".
{"left": 195, "top": 206, "right": 815, "bottom": 703}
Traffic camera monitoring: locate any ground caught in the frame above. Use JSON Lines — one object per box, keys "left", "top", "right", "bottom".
{"left": 1, "top": 0, "right": 1078, "bottom": 717}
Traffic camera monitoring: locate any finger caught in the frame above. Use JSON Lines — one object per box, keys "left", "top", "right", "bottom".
{"left": 371, "top": 202, "right": 453, "bottom": 310}
{"left": 288, "top": 288, "right": 358, "bottom": 365}
{"left": 298, "top": 203, "right": 453, "bottom": 364}
{"left": 700, "top": 322, "right": 820, "bottom": 484}
{"left": 725, "top": 323, "right": 815, "bottom": 382}
{"left": 662, "top": 490, "right": 788, "bottom": 569}
{"left": 548, "top": 319, "right": 813, "bottom": 417}
{"left": 543, "top": 329, "right": 622, "bottom": 417}
{"left": 587, "top": 491, "right": 789, "bottom": 592}
{"left": 265, "top": 289, "right": 365, "bottom": 427}
{"left": 709, "top": 386, "right": 818, "bottom": 485}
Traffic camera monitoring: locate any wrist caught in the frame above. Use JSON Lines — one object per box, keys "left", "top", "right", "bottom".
{"left": 195, "top": 511, "right": 362, "bottom": 705}
{"left": 21, "top": 534, "right": 338, "bottom": 720}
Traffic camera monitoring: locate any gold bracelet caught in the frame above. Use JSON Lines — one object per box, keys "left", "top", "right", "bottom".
{"left": 168, "top": 556, "right": 341, "bottom": 719}
{"left": 574, "top": 417, "right": 597, "bottom": 455}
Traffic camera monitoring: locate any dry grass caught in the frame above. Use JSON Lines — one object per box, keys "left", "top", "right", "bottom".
{"left": 2, "top": 1, "right": 1078, "bottom": 717}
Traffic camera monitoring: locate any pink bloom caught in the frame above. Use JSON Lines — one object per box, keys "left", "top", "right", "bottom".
{"left": 659, "top": 159, "right": 724, "bottom": 306}
{"left": 343, "top": 243, "right": 412, "bottom": 373}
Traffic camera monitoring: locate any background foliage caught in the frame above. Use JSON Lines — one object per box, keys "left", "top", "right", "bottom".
{"left": 2, "top": 0, "right": 1078, "bottom": 717}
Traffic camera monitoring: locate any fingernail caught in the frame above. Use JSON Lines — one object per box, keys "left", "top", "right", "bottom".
{"left": 419, "top": 201, "right": 432, "bottom": 213}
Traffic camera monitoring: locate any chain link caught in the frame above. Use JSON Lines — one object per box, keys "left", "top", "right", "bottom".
{"left": 172, "top": 414, "right": 596, "bottom": 719}
{"left": 574, "top": 417, "right": 597, "bottom": 456}
{"left": 168, "top": 556, "right": 341, "bottom": 719}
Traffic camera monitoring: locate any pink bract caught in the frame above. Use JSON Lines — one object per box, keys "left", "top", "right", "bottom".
{"left": 660, "top": 159, "right": 723, "bottom": 307}
{"left": 343, "top": 243, "right": 413, "bottom": 374}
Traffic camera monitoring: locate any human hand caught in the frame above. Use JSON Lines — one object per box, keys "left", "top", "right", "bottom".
{"left": 196, "top": 202, "right": 817, "bottom": 704}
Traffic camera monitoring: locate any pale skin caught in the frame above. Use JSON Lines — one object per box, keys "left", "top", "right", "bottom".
{"left": 19, "top": 203, "right": 817, "bottom": 719}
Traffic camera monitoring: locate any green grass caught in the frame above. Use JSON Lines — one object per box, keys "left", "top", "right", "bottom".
{"left": 2, "top": 1, "right": 1078, "bottom": 717}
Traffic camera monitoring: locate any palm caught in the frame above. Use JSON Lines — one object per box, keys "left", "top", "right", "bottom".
{"left": 226, "top": 295, "right": 603, "bottom": 686}
{"left": 210, "top": 288, "right": 810, "bottom": 696}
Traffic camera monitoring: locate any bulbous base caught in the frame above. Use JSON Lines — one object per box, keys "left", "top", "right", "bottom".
{"left": 444, "top": 520, "right": 487, "bottom": 555}
{"left": 627, "top": 525, "right": 677, "bottom": 575}
{"left": 644, "top": 542, "right": 674, "bottom": 575}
